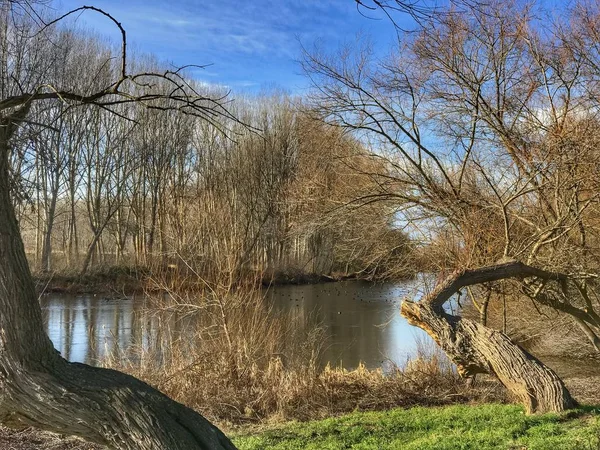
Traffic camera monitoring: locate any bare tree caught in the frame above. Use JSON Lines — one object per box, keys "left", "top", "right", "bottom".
{"left": 0, "top": 2, "right": 238, "bottom": 448}
{"left": 302, "top": 0, "right": 600, "bottom": 412}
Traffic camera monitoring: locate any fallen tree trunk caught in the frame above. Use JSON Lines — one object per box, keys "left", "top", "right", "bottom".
{"left": 401, "top": 262, "right": 576, "bottom": 414}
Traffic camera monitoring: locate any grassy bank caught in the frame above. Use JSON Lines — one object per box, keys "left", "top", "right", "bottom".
{"left": 2, "top": 403, "right": 599, "bottom": 449}
{"left": 103, "top": 290, "right": 503, "bottom": 426}
{"left": 232, "top": 404, "right": 600, "bottom": 450}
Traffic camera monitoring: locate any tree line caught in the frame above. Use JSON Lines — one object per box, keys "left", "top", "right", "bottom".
{"left": 6, "top": 13, "right": 411, "bottom": 281}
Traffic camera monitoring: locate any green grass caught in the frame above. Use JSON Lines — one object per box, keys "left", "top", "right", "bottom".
{"left": 232, "top": 404, "right": 600, "bottom": 450}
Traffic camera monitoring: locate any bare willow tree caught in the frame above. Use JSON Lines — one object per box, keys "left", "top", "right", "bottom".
{"left": 0, "top": 1, "right": 240, "bottom": 448}
{"left": 303, "top": 0, "right": 600, "bottom": 412}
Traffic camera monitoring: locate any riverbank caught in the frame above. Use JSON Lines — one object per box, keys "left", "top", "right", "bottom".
{"left": 33, "top": 265, "right": 401, "bottom": 296}
{"left": 26, "top": 269, "right": 600, "bottom": 448}
{"left": 2, "top": 366, "right": 599, "bottom": 449}
{"left": 3, "top": 397, "right": 600, "bottom": 449}
{"left": 34, "top": 266, "right": 149, "bottom": 296}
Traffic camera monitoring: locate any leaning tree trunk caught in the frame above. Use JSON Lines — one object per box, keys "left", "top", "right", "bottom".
{"left": 0, "top": 111, "right": 237, "bottom": 449}
{"left": 401, "top": 263, "right": 576, "bottom": 414}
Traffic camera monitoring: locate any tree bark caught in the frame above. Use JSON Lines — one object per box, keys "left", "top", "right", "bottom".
{"left": 401, "top": 262, "right": 576, "bottom": 414}
{"left": 0, "top": 110, "right": 238, "bottom": 449}
{"left": 40, "top": 187, "right": 58, "bottom": 272}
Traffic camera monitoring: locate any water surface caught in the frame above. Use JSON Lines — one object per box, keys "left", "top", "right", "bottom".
{"left": 40, "top": 279, "right": 428, "bottom": 370}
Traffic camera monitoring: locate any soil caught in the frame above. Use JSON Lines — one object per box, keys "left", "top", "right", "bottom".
{"left": 0, "top": 427, "right": 102, "bottom": 450}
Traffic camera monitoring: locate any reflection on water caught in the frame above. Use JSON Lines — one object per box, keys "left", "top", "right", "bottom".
{"left": 40, "top": 279, "right": 429, "bottom": 370}
{"left": 42, "top": 295, "right": 147, "bottom": 363}
{"left": 266, "top": 280, "right": 428, "bottom": 369}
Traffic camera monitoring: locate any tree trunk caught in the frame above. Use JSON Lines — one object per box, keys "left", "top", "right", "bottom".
{"left": 402, "top": 301, "right": 574, "bottom": 414}
{"left": 0, "top": 110, "right": 238, "bottom": 449}
{"left": 0, "top": 362, "right": 238, "bottom": 449}
{"left": 68, "top": 176, "right": 79, "bottom": 267}
{"left": 40, "top": 190, "right": 58, "bottom": 272}
{"left": 81, "top": 231, "right": 102, "bottom": 275}
{"left": 400, "top": 262, "right": 577, "bottom": 414}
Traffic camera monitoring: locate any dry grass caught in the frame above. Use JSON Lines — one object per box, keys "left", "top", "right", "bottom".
{"left": 100, "top": 285, "right": 505, "bottom": 426}
{"left": 106, "top": 349, "right": 504, "bottom": 426}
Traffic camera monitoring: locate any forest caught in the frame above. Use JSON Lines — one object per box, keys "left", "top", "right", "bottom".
{"left": 8, "top": 28, "right": 411, "bottom": 281}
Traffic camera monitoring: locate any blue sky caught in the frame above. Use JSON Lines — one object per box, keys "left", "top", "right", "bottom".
{"left": 54, "top": 0, "right": 400, "bottom": 94}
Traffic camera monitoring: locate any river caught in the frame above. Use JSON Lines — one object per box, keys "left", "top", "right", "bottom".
{"left": 40, "top": 279, "right": 429, "bottom": 370}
